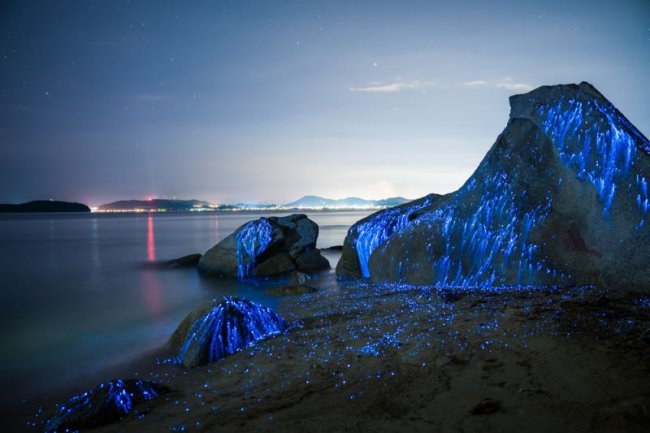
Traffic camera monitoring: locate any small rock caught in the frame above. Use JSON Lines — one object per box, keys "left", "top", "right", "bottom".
{"left": 470, "top": 398, "right": 503, "bottom": 415}
{"left": 44, "top": 379, "right": 169, "bottom": 433}
{"left": 287, "top": 270, "right": 310, "bottom": 285}
{"left": 170, "top": 297, "right": 288, "bottom": 368}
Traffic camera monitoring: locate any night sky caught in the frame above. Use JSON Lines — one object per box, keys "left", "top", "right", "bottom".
{"left": 1, "top": 0, "right": 648, "bottom": 206}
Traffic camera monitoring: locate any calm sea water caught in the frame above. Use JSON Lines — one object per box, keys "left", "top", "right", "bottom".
{"left": 0, "top": 210, "right": 370, "bottom": 410}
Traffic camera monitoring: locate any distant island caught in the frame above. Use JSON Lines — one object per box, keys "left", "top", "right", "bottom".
{"left": 0, "top": 200, "right": 90, "bottom": 213}
{"left": 95, "top": 195, "right": 410, "bottom": 213}
{"left": 97, "top": 199, "right": 213, "bottom": 212}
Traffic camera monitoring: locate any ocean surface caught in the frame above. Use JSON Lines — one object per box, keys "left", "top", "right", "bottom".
{"left": 0, "top": 210, "right": 371, "bottom": 411}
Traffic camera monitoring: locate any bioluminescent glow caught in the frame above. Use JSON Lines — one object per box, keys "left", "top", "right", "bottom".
{"left": 235, "top": 219, "right": 272, "bottom": 279}
{"left": 636, "top": 174, "right": 649, "bottom": 225}
{"left": 44, "top": 379, "right": 165, "bottom": 433}
{"left": 344, "top": 84, "right": 650, "bottom": 287}
{"left": 537, "top": 96, "right": 650, "bottom": 217}
{"left": 420, "top": 173, "right": 555, "bottom": 287}
{"left": 176, "top": 297, "right": 288, "bottom": 367}
{"left": 352, "top": 197, "right": 435, "bottom": 277}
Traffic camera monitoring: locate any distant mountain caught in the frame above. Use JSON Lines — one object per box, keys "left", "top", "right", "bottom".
{"left": 98, "top": 199, "right": 212, "bottom": 212}
{"left": 229, "top": 203, "right": 279, "bottom": 210}
{"left": 0, "top": 200, "right": 90, "bottom": 213}
{"left": 282, "top": 195, "right": 410, "bottom": 209}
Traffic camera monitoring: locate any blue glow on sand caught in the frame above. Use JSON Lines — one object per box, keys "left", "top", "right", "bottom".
{"left": 537, "top": 97, "right": 650, "bottom": 217}
{"left": 352, "top": 197, "right": 435, "bottom": 278}
{"left": 44, "top": 379, "right": 164, "bottom": 433}
{"left": 235, "top": 219, "right": 272, "bottom": 279}
{"left": 176, "top": 297, "right": 288, "bottom": 367}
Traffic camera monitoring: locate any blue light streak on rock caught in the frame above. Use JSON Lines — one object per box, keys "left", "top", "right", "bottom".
{"left": 537, "top": 97, "right": 649, "bottom": 216}
{"left": 235, "top": 219, "right": 272, "bottom": 279}
{"left": 44, "top": 379, "right": 165, "bottom": 433}
{"left": 415, "top": 172, "right": 553, "bottom": 287}
{"left": 352, "top": 198, "right": 434, "bottom": 278}
{"left": 176, "top": 297, "right": 288, "bottom": 367}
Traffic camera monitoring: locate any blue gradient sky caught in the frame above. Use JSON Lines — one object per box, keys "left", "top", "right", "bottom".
{"left": 1, "top": 0, "right": 648, "bottom": 206}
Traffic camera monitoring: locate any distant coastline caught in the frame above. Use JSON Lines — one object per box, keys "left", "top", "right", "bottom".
{"left": 93, "top": 195, "right": 410, "bottom": 213}
{"left": 0, "top": 200, "right": 90, "bottom": 213}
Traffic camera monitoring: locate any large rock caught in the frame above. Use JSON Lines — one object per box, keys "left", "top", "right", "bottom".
{"left": 336, "top": 194, "right": 442, "bottom": 277}
{"left": 198, "top": 214, "right": 330, "bottom": 278}
{"left": 170, "top": 297, "right": 288, "bottom": 368}
{"left": 44, "top": 379, "right": 168, "bottom": 433}
{"left": 337, "top": 82, "right": 650, "bottom": 292}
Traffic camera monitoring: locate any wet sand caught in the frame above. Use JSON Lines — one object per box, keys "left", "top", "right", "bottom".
{"left": 32, "top": 278, "right": 649, "bottom": 433}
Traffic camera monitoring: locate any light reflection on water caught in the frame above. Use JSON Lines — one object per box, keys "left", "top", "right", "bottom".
{"left": 0, "top": 210, "right": 370, "bottom": 407}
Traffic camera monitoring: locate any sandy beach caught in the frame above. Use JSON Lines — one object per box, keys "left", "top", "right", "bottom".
{"left": 32, "top": 277, "right": 649, "bottom": 433}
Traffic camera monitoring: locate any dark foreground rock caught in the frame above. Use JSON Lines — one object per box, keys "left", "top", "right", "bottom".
{"left": 198, "top": 214, "right": 330, "bottom": 279}
{"left": 338, "top": 82, "right": 650, "bottom": 293}
{"left": 44, "top": 379, "right": 168, "bottom": 433}
{"left": 170, "top": 297, "right": 288, "bottom": 368}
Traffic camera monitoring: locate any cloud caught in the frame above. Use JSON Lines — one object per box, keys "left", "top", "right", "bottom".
{"left": 349, "top": 81, "right": 425, "bottom": 93}
{"left": 496, "top": 77, "right": 534, "bottom": 92}
{"left": 462, "top": 80, "right": 488, "bottom": 87}
{"left": 462, "top": 77, "right": 534, "bottom": 92}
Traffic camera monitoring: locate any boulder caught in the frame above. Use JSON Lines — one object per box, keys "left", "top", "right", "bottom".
{"left": 253, "top": 253, "right": 296, "bottom": 276}
{"left": 287, "top": 270, "right": 311, "bottom": 285}
{"left": 337, "top": 82, "right": 650, "bottom": 292}
{"left": 44, "top": 379, "right": 168, "bottom": 433}
{"left": 170, "top": 297, "right": 288, "bottom": 368}
{"left": 198, "top": 214, "right": 330, "bottom": 279}
{"left": 294, "top": 249, "right": 331, "bottom": 273}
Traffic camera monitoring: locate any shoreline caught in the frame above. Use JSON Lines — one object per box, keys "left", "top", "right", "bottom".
{"left": 25, "top": 278, "right": 650, "bottom": 433}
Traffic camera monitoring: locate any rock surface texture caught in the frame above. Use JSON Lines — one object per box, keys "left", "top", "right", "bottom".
{"left": 170, "top": 297, "right": 288, "bottom": 368}
{"left": 337, "top": 82, "right": 650, "bottom": 292}
{"left": 44, "top": 379, "right": 168, "bottom": 433}
{"left": 198, "top": 214, "right": 330, "bottom": 279}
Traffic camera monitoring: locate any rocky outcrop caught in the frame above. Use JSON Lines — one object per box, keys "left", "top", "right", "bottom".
{"left": 198, "top": 214, "right": 329, "bottom": 279}
{"left": 44, "top": 379, "right": 168, "bottom": 432}
{"left": 170, "top": 297, "right": 288, "bottom": 368}
{"left": 337, "top": 82, "right": 650, "bottom": 292}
